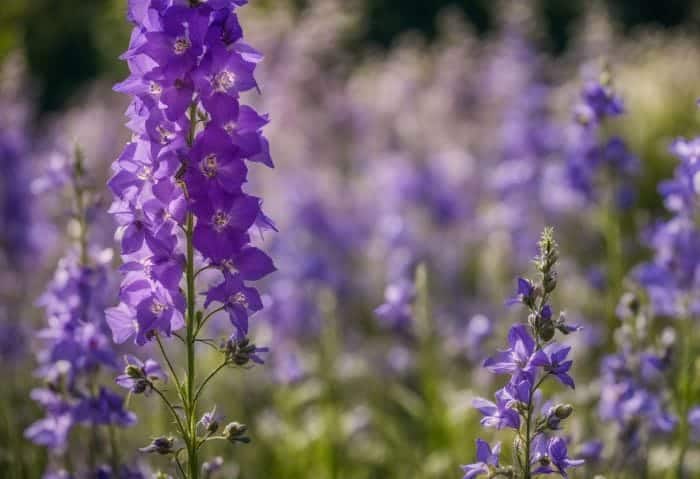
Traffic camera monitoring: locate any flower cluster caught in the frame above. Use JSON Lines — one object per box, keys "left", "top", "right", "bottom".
{"left": 108, "top": 1, "right": 275, "bottom": 476}
{"left": 598, "top": 292, "right": 677, "bottom": 469}
{"left": 566, "top": 71, "right": 638, "bottom": 209}
{"left": 626, "top": 107, "right": 700, "bottom": 474}
{"left": 107, "top": 0, "right": 275, "bottom": 348}
{"left": 25, "top": 152, "right": 139, "bottom": 477}
{"left": 635, "top": 137, "right": 700, "bottom": 316}
{"left": 463, "top": 228, "right": 583, "bottom": 479}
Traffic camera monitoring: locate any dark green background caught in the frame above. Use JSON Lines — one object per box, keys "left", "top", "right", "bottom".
{"left": 1, "top": 0, "right": 699, "bottom": 113}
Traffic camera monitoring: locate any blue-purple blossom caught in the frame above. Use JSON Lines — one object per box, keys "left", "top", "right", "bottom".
{"left": 531, "top": 435, "right": 584, "bottom": 478}
{"left": 462, "top": 229, "right": 583, "bottom": 478}
{"left": 109, "top": 0, "right": 275, "bottom": 346}
{"left": 472, "top": 389, "right": 521, "bottom": 430}
{"left": 689, "top": 406, "right": 700, "bottom": 442}
{"left": 26, "top": 153, "right": 138, "bottom": 476}
{"left": 460, "top": 439, "right": 501, "bottom": 479}
{"left": 483, "top": 324, "right": 538, "bottom": 376}
{"left": 531, "top": 343, "right": 575, "bottom": 389}
{"left": 566, "top": 75, "right": 638, "bottom": 208}
{"left": 116, "top": 355, "right": 166, "bottom": 394}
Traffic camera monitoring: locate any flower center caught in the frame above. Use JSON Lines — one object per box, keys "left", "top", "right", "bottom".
{"left": 223, "top": 121, "right": 237, "bottom": 135}
{"left": 213, "top": 70, "right": 236, "bottom": 92}
{"left": 149, "top": 82, "right": 162, "bottom": 96}
{"left": 213, "top": 211, "right": 231, "bottom": 231}
{"left": 156, "top": 125, "right": 175, "bottom": 145}
{"left": 173, "top": 37, "right": 191, "bottom": 55}
{"left": 142, "top": 258, "right": 154, "bottom": 279}
{"left": 137, "top": 165, "right": 153, "bottom": 181}
{"left": 201, "top": 154, "right": 218, "bottom": 177}
{"left": 229, "top": 292, "right": 248, "bottom": 308}
{"left": 150, "top": 301, "right": 166, "bottom": 316}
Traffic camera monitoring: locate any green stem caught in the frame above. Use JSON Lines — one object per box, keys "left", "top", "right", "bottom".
{"left": 523, "top": 395, "right": 533, "bottom": 479}
{"left": 108, "top": 424, "right": 120, "bottom": 475}
{"left": 193, "top": 361, "right": 228, "bottom": 405}
{"left": 675, "top": 315, "right": 695, "bottom": 478}
{"left": 152, "top": 386, "right": 187, "bottom": 438}
{"left": 601, "top": 199, "right": 623, "bottom": 348}
{"left": 194, "top": 306, "right": 225, "bottom": 337}
{"left": 156, "top": 334, "right": 184, "bottom": 402}
{"left": 185, "top": 211, "right": 198, "bottom": 479}
{"left": 180, "top": 99, "right": 200, "bottom": 479}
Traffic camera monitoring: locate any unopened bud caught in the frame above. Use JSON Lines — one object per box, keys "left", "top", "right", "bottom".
{"left": 554, "top": 404, "right": 573, "bottom": 419}
{"left": 139, "top": 436, "right": 175, "bottom": 455}
{"left": 538, "top": 320, "right": 555, "bottom": 342}
{"left": 223, "top": 422, "right": 250, "bottom": 444}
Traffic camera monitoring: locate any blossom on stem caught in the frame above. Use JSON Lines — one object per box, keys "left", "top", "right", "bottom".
{"left": 109, "top": 0, "right": 275, "bottom": 348}
{"left": 461, "top": 229, "right": 583, "bottom": 478}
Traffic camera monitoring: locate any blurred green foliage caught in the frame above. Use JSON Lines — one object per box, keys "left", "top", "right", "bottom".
{"left": 1, "top": 0, "right": 698, "bottom": 113}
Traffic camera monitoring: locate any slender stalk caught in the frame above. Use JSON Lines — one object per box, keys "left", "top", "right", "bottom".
{"left": 152, "top": 386, "right": 187, "bottom": 438}
{"left": 193, "top": 361, "right": 228, "bottom": 405}
{"left": 108, "top": 425, "right": 120, "bottom": 475}
{"left": 601, "top": 195, "right": 623, "bottom": 348}
{"left": 156, "top": 334, "right": 184, "bottom": 402}
{"left": 523, "top": 401, "right": 532, "bottom": 479}
{"left": 675, "top": 314, "right": 695, "bottom": 478}
{"left": 195, "top": 306, "right": 225, "bottom": 337}
{"left": 185, "top": 101, "right": 199, "bottom": 479}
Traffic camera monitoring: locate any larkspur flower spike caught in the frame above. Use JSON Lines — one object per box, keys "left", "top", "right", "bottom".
{"left": 463, "top": 228, "right": 583, "bottom": 479}
{"left": 26, "top": 149, "right": 139, "bottom": 476}
{"left": 109, "top": 1, "right": 276, "bottom": 477}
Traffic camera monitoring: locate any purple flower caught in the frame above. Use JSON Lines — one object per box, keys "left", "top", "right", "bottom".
{"left": 506, "top": 277, "right": 535, "bottom": 306}
{"left": 531, "top": 436, "right": 584, "bottom": 478}
{"left": 73, "top": 388, "right": 137, "bottom": 427}
{"left": 566, "top": 75, "right": 638, "bottom": 207}
{"left": 374, "top": 279, "right": 415, "bottom": 329}
{"left": 531, "top": 343, "right": 575, "bottom": 389}
{"left": 198, "top": 406, "right": 221, "bottom": 434}
{"left": 461, "top": 439, "right": 501, "bottom": 479}
{"left": 689, "top": 406, "right": 700, "bottom": 442}
{"left": 461, "top": 229, "right": 583, "bottom": 477}
{"left": 577, "top": 81, "right": 624, "bottom": 122}
{"left": 472, "top": 388, "right": 521, "bottom": 430}
{"left": 204, "top": 271, "right": 263, "bottom": 336}
{"left": 192, "top": 193, "right": 260, "bottom": 262}
{"left": 116, "top": 355, "right": 166, "bottom": 394}
{"left": 24, "top": 413, "right": 73, "bottom": 451}
{"left": 109, "top": 0, "right": 275, "bottom": 348}
{"left": 483, "top": 324, "right": 538, "bottom": 376}
{"left": 184, "top": 125, "right": 248, "bottom": 197}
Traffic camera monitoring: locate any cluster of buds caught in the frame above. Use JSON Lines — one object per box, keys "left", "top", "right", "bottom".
{"left": 222, "top": 335, "right": 267, "bottom": 367}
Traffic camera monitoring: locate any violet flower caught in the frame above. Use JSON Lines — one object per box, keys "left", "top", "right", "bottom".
{"left": 25, "top": 150, "right": 140, "bottom": 477}
{"left": 110, "top": 1, "right": 275, "bottom": 476}
{"left": 462, "top": 228, "right": 583, "bottom": 479}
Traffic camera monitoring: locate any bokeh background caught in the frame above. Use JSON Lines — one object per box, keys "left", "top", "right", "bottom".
{"left": 2, "top": 0, "right": 700, "bottom": 478}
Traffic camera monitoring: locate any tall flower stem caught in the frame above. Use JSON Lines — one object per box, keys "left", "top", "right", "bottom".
{"left": 675, "top": 314, "right": 695, "bottom": 479}
{"left": 600, "top": 198, "right": 623, "bottom": 348}
{"left": 185, "top": 100, "right": 199, "bottom": 479}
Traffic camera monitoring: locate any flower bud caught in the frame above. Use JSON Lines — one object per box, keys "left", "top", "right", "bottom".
{"left": 543, "top": 272, "right": 557, "bottom": 293}
{"left": 202, "top": 457, "right": 224, "bottom": 478}
{"left": 538, "top": 320, "right": 555, "bottom": 342}
{"left": 126, "top": 364, "right": 143, "bottom": 378}
{"left": 554, "top": 404, "right": 573, "bottom": 419}
{"left": 132, "top": 379, "right": 149, "bottom": 394}
{"left": 224, "top": 336, "right": 260, "bottom": 367}
{"left": 223, "top": 421, "right": 250, "bottom": 444}
{"left": 139, "top": 436, "right": 175, "bottom": 455}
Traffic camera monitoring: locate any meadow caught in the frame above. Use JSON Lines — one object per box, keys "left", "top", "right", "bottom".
{"left": 1, "top": 1, "right": 700, "bottom": 478}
